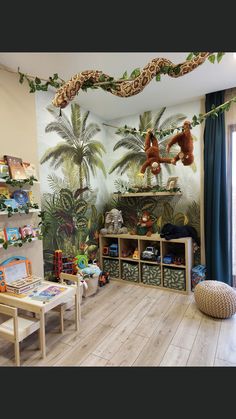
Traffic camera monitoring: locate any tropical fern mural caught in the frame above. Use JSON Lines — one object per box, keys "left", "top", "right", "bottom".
{"left": 40, "top": 103, "right": 106, "bottom": 277}
{"left": 40, "top": 103, "right": 106, "bottom": 194}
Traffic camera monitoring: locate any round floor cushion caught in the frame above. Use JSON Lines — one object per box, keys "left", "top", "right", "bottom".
{"left": 194, "top": 280, "right": 236, "bottom": 319}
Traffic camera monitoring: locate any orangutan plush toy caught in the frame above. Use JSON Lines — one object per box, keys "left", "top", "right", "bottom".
{"left": 137, "top": 211, "right": 154, "bottom": 236}
{"left": 140, "top": 129, "right": 172, "bottom": 176}
{"left": 166, "top": 120, "right": 194, "bottom": 166}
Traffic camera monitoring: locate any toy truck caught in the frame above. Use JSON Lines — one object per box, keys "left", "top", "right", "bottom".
{"left": 141, "top": 246, "right": 159, "bottom": 261}
{"left": 108, "top": 243, "right": 119, "bottom": 257}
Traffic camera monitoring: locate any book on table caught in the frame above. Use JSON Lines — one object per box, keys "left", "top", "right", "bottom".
{"left": 29, "top": 285, "right": 67, "bottom": 302}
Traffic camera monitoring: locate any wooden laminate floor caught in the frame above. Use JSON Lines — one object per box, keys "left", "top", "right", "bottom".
{"left": 1, "top": 280, "right": 236, "bottom": 367}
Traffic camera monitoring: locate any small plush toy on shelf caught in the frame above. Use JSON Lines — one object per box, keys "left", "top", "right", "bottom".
{"left": 136, "top": 211, "right": 154, "bottom": 236}
{"left": 100, "top": 208, "right": 128, "bottom": 235}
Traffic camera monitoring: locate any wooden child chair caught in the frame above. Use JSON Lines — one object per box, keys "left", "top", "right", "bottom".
{"left": 53, "top": 272, "right": 81, "bottom": 333}
{"left": 0, "top": 304, "right": 40, "bottom": 366}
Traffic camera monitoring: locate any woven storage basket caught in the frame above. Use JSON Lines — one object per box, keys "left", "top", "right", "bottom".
{"left": 194, "top": 280, "right": 236, "bottom": 319}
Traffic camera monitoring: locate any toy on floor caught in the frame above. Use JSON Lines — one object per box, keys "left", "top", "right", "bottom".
{"left": 98, "top": 271, "right": 110, "bottom": 287}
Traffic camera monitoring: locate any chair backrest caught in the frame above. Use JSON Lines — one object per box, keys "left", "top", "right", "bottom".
{"left": 59, "top": 272, "right": 81, "bottom": 286}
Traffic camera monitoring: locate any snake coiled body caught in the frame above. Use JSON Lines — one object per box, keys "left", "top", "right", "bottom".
{"left": 52, "top": 53, "right": 210, "bottom": 109}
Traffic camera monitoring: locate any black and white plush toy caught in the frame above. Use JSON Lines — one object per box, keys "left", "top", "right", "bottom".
{"left": 160, "top": 223, "right": 200, "bottom": 246}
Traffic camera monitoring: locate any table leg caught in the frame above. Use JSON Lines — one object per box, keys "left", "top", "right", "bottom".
{"left": 39, "top": 311, "right": 46, "bottom": 359}
{"left": 75, "top": 293, "right": 79, "bottom": 332}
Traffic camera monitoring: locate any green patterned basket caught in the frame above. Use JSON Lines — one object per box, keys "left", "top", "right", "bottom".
{"left": 163, "top": 267, "right": 186, "bottom": 291}
{"left": 121, "top": 261, "right": 139, "bottom": 282}
{"left": 103, "top": 258, "right": 120, "bottom": 278}
{"left": 141, "top": 263, "right": 161, "bottom": 286}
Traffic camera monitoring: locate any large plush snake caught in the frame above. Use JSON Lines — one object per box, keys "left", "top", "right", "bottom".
{"left": 52, "top": 53, "right": 210, "bottom": 109}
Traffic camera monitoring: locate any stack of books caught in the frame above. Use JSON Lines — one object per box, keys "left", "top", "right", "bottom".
{"left": 6, "top": 276, "right": 42, "bottom": 295}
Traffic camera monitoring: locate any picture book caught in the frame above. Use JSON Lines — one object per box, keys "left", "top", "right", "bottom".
{"left": 4, "top": 227, "right": 21, "bottom": 243}
{"left": 20, "top": 225, "right": 34, "bottom": 239}
{"left": 0, "top": 160, "right": 9, "bottom": 179}
{"left": 4, "top": 155, "right": 27, "bottom": 180}
{"left": 3, "top": 198, "right": 19, "bottom": 209}
{"left": 22, "top": 162, "right": 38, "bottom": 179}
{"left": 12, "top": 190, "right": 29, "bottom": 206}
{"left": 32, "top": 227, "right": 41, "bottom": 237}
{"left": 29, "top": 285, "right": 67, "bottom": 302}
{"left": 0, "top": 185, "right": 10, "bottom": 199}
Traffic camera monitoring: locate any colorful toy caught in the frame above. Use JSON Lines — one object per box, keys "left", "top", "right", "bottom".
{"left": 141, "top": 246, "right": 159, "bottom": 261}
{"left": 191, "top": 264, "right": 206, "bottom": 290}
{"left": 53, "top": 250, "right": 63, "bottom": 279}
{"left": 137, "top": 211, "right": 154, "bottom": 236}
{"left": 109, "top": 243, "right": 119, "bottom": 257}
{"left": 103, "top": 246, "right": 109, "bottom": 256}
{"left": 75, "top": 254, "right": 88, "bottom": 270}
{"left": 163, "top": 254, "right": 174, "bottom": 264}
{"left": 139, "top": 129, "right": 172, "bottom": 176}
{"left": 98, "top": 271, "right": 110, "bottom": 287}
{"left": 0, "top": 256, "right": 32, "bottom": 293}
{"left": 132, "top": 248, "right": 139, "bottom": 260}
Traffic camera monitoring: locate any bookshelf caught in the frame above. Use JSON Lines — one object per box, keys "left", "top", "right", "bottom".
{"left": 99, "top": 233, "right": 193, "bottom": 294}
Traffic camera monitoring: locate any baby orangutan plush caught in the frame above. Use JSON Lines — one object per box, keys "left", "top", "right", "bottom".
{"left": 166, "top": 120, "right": 194, "bottom": 166}
{"left": 137, "top": 211, "right": 154, "bottom": 236}
{"left": 139, "top": 128, "right": 172, "bottom": 176}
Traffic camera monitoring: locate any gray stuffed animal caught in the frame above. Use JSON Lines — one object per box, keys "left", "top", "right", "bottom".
{"left": 100, "top": 209, "right": 128, "bottom": 235}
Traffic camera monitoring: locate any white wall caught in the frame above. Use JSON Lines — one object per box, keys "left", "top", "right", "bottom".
{"left": 0, "top": 70, "right": 43, "bottom": 277}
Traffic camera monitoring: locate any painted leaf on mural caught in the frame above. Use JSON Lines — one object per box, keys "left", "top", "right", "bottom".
{"left": 173, "top": 213, "right": 188, "bottom": 225}
{"left": 162, "top": 202, "right": 174, "bottom": 221}
{"left": 76, "top": 217, "right": 88, "bottom": 229}
{"left": 75, "top": 199, "right": 87, "bottom": 216}
{"left": 59, "top": 188, "right": 74, "bottom": 211}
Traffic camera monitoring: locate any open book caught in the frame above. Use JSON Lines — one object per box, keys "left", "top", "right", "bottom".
{"left": 29, "top": 285, "right": 66, "bottom": 302}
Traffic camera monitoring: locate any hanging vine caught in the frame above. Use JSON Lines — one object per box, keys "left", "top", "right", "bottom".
{"left": 0, "top": 52, "right": 225, "bottom": 104}
{"left": 103, "top": 94, "right": 236, "bottom": 139}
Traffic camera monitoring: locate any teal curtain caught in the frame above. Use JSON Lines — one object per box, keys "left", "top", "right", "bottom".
{"left": 204, "top": 90, "right": 232, "bottom": 285}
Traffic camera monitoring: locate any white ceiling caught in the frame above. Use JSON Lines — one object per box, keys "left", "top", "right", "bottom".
{"left": 0, "top": 52, "right": 236, "bottom": 120}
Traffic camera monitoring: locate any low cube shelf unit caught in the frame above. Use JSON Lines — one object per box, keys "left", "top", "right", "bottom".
{"left": 99, "top": 233, "right": 193, "bottom": 294}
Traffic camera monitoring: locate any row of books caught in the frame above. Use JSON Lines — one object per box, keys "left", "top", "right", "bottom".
{"left": 0, "top": 225, "right": 41, "bottom": 244}
{"left": 0, "top": 185, "right": 34, "bottom": 207}
{"left": 0, "top": 155, "right": 38, "bottom": 180}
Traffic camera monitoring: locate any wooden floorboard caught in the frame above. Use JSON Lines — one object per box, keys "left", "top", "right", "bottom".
{"left": 1, "top": 280, "right": 236, "bottom": 367}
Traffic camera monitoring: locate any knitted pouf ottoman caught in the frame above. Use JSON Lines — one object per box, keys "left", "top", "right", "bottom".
{"left": 194, "top": 280, "right": 236, "bottom": 319}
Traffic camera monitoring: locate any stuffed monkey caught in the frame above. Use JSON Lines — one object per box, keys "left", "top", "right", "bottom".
{"left": 138, "top": 210, "right": 154, "bottom": 236}
{"left": 166, "top": 121, "right": 194, "bottom": 165}
{"left": 140, "top": 129, "right": 172, "bottom": 176}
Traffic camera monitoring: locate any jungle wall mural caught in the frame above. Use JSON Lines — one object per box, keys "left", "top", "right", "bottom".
{"left": 35, "top": 91, "right": 203, "bottom": 277}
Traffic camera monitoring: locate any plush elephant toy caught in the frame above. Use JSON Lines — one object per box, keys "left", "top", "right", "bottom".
{"left": 100, "top": 208, "right": 128, "bottom": 235}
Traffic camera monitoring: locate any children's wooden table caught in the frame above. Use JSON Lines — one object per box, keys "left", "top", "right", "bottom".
{"left": 0, "top": 280, "right": 78, "bottom": 359}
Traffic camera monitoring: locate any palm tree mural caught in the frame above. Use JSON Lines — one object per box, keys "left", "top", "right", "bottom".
{"left": 40, "top": 103, "right": 106, "bottom": 194}
{"left": 109, "top": 108, "right": 187, "bottom": 186}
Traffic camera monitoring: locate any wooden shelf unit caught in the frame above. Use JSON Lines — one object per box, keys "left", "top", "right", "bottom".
{"left": 99, "top": 233, "right": 193, "bottom": 294}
